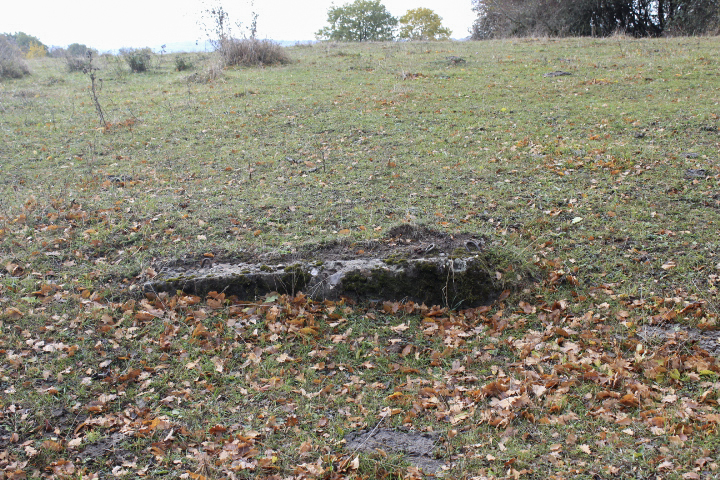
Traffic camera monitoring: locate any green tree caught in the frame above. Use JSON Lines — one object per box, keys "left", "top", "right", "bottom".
{"left": 4, "top": 32, "right": 47, "bottom": 56}
{"left": 398, "top": 8, "right": 452, "bottom": 40}
{"left": 67, "top": 43, "right": 92, "bottom": 57}
{"left": 471, "top": 0, "right": 719, "bottom": 38}
{"left": 0, "top": 35, "right": 30, "bottom": 79}
{"left": 316, "top": 0, "right": 398, "bottom": 41}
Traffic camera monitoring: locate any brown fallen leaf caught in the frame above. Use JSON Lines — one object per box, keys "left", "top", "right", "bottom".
{"left": 4, "top": 307, "right": 23, "bottom": 320}
{"left": 620, "top": 393, "right": 639, "bottom": 408}
{"left": 518, "top": 301, "right": 536, "bottom": 314}
{"left": 41, "top": 440, "right": 64, "bottom": 452}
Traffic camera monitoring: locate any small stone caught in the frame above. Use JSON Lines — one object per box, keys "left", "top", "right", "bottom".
{"left": 543, "top": 71, "right": 572, "bottom": 77}
{"left": 685, "top": 168, "right": 707, "bottom": 178}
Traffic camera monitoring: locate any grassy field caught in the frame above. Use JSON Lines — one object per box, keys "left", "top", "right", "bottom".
{"left": 0, "top": 36, "right": 719, "bottom": 479}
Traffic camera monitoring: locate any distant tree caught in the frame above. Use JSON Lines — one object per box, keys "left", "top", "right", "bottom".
{"left": 471, "top": 0, "right": 599, "bottom": 38}
{"left": 398, "top": 8, "right": 452, "bottom": 40}
{"left": 0, "top": 35, "right": 30, "bottom": 79}
{"left": 67, "top": 43, "right": 93, "bottom": 57}
{"left": 5, "top": 32, "right": 48, "bottom": 56}
{"left": 471, "top": 0, "right": 719, "bottom": 38}
{"left": 659, "top": 0, "right": 720, "bottom": 34}
{"left": 316, "top": 0, "right": 398, "bottom": 41}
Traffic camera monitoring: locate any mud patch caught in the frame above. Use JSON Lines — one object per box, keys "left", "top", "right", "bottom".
{"left": 0, "top": 425, "right": 10, "bottom": 449}
{"left": 76, "top": 432, "right": 133, "bottom": 464}
{"left": 44, "top": 406, "right": 86, "bottom": 439}
{"left": 344, "top": 428, "right": 445, "bottom": 473}
{"left": 639, "top": 325, "right": 720, "bottom": 356}
{"left": 145, "top": 225, "right": 532, "bottom": 308}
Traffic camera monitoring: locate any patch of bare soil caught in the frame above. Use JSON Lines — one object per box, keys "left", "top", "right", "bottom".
{"left": 344, "top": 428, "right": 445, "bottom": 473}
{"left": 76, "top": 432, "right": 133, "bottom": 465}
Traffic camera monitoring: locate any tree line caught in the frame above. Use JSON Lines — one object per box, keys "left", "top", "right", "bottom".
{"left": 316, "top": 0, "right": 452, "bottom": 41}
{"left": 4, "top": 0, "right": 719, "bottom": 70}
{"left": 471, "top": 0, "right": 720, "bottom": 38}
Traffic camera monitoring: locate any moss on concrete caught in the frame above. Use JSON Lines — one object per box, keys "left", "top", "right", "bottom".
{"left": 341, "top": 258, "right": 500, "bottom": 308}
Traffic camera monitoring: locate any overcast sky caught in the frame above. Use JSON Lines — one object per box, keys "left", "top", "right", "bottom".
{"left": 2, "top": 0, "right": 476, "bottom": 52}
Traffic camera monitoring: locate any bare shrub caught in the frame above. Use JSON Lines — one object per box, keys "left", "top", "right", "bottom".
{"left": 64, "top": 54, "right": 88, "bottom": 72}
{"left": 186, "top": 61, "right": 224, "bottom": 83}
{"left": 0, "top": 35, "right": 30, "bottom": 79}
{"left": 199, "top": 2, "right": 289, "bottom": 68}
{"left": 49, "top": 46, "right": 66, "bottom": 58}
{"left": 219, "top": 38, "right": 290, "bottom": 67}
{"left": 103, "top": 54, "right": 129, "bottom": 81}
{"left": 120, "top": 47, "right": 153, "bottom": 73}
{"left": 174, "top": 56, "right": 194, "bottom": 71}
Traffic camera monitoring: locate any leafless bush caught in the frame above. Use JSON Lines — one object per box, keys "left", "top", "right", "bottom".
{"left": 64, "top": 54, "right": 88, "bottom": 72}
{"left": 199, "top": 2, "right": 288, "bottom": 67}
{"left": 174, "top": 56, "right": 194, "bottom": 71}
{"left": 219, "top": 38, "right": 290, "bottom": 67}
{"left": 0, "top": 35, "right": 30, "bottom": 79}
{"left": 83, "top": 52, "right": 107, "bottom": 128}
{"left": 119, "top": 47, "right": 153, "bottom": 73}
{"left": 186, "top": 61, "right": 224, "bottom": 83}
{"left": 49, "top": 46, "right": 67, "bottom": 58}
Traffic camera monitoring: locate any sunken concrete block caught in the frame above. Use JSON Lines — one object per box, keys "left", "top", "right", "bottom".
{"left": 144, "top": 225, "right": 534, "bottom": 307}
{"left": 144, "top": 255, "right": 501, "bottom": 308}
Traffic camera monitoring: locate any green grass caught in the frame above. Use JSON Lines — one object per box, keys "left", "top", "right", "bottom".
{"left": 0, "top": 37, "right": 719, "bottom": 479}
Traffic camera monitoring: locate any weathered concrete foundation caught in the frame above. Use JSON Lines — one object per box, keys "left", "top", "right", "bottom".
{"left": 144, "top": 255, "right": 502, "bottom": 307}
